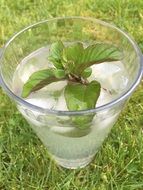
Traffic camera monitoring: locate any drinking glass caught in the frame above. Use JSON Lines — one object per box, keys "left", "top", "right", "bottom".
{"left": 0, "top": 17, "right": 142, "bottom": 169}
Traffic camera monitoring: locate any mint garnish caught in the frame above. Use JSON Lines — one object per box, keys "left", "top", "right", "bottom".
{"left": 22, "top": 40, "right": 122, "bottom": 129}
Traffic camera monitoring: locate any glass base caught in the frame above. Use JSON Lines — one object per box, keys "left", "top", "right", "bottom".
{"left": 53, "top": 155, "right": 94, "bottom": 169}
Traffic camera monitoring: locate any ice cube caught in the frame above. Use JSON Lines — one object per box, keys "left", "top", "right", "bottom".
{"left": 25, "top": 97, "right": 56, "bottom": 109}
{"left": 54, "top": 92, "right": 68, "bottom": 111}
{"left": 108, "top": 72, "right": 128, "bottom": 92}
{"left": 16, "top": 47, "right": 51, "bottom": 83}
{"left": 90, "top": 61, "right": 123, "bottom": 81}
{"left": 44, "top": 81, "right": 67, "bottom": 92}
{"left": 96, "top": 88, "right": 114, "bottom": 107}
{"left": 90, "top": 61, "right": 128, "bottom": 93}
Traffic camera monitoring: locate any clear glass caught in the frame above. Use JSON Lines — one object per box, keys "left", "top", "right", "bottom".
{"left": 0, "top": 17, "right": 142, "bottom": 169}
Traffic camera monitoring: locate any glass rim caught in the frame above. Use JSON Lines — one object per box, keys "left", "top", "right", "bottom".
{"left": 0, "top": 16, "right": 143, "bottom": 116}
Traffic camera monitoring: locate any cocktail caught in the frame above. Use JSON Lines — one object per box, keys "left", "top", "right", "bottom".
{"left": 0, "top": 17, "right": 142, "bottom": 169}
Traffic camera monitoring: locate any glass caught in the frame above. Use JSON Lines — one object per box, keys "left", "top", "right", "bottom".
{"left": 0, "top": 17, "right": 143, "bottom": 169}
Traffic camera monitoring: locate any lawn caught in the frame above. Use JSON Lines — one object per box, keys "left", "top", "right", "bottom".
{"left": 0, "top": 0, "right": 143, "bottom": 189}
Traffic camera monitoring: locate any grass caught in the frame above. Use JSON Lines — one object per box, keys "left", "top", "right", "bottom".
{"left": 0, "top": 0, "right": 143, "bottom": 189}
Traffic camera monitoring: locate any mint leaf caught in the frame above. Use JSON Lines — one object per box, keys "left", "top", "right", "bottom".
{"left": 64, "top": 81, "right": 101, "bottom": 129}
{"left": 22, "top": 69, "right": 66, "bottom": 98}
{"left": 65, "top": 80, "right": 101, "bottom": 111}
{"left": 60, "top": 42, "right": 122, "bottom": 76}
{"left": 72, "top": 115, "right": 94, "bottom": 129}
{"left": 53, "top": 69, "right": 66, "bottom": 78}
{"left": 63, "top": 42, "right": 84, "bottom": 73}
{"left": 81, "top": 67, "right": 92, "bottom": 78}
{"left": 77, "top": 43, "right": 122, "bottom": 74}
{"left": 48, "top": 40, "right": 65, "bottom": 69}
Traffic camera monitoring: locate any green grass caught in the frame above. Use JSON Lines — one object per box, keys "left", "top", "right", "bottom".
{"left": 0, "top": 0, "right": 143, "bottom": 189}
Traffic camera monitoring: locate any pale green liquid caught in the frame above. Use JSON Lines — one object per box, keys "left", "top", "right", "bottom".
{"left": 12, "top": 47, "right": 129, "bottom": 168}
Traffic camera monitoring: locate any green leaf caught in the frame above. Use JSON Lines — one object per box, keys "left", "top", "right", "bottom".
{"left": 81, "top": 67, "right": 92, "bottom": 78}
{"left": 48, "top": 40, "right": 65, "bottom": 69}
{"left": 76, "top": 43, "right": 122, "bottom": 74}
{"left": 65, "top": 80, "right": 101, "bottom": 110}
{"left": 64, "top": 80, "right": 101, "bottom": 129}
{"left": 63, "top": 42, "right": 84, "bottom": 73}
{"left": 53, "top": 69, "right": 66, "bottom": 79}
{"left": 61, "top": 42, "right": 122, "bottom": 76}
{"left": 71, "top": 115, "right": 94, "bottom": 129}
{"left": 22, "top": 69, "right": 66, "bottom": 98}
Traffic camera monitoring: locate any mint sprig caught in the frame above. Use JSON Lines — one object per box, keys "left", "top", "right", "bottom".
{"left": 21, "top": 40, "right": 122, "bottom": 129}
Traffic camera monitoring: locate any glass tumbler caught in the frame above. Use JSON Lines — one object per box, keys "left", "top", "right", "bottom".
{"left": 0, "top": 17, "right": 143, "bottom": 169}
